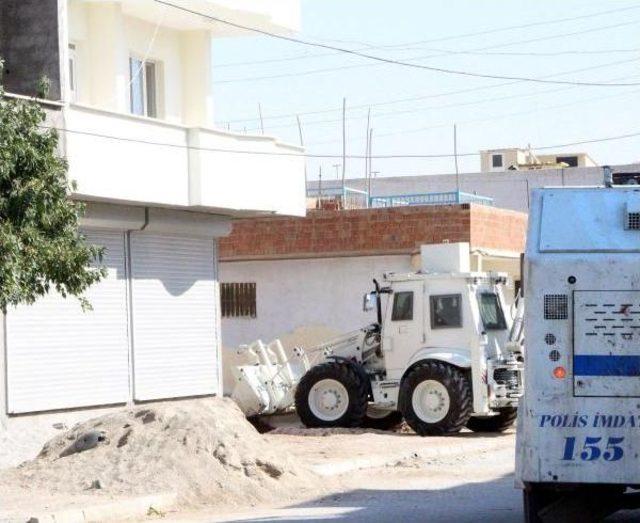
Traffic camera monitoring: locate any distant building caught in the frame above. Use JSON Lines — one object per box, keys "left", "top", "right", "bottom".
{"left": 480, "top": 148, "right": 597, "bottom": 172}
{"left": 309, "top": 163, "right": 640, "bottom": 214}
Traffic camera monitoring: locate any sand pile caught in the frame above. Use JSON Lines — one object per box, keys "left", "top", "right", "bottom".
{"left": 0, "top": 398, "right": 319, "bottom": 507}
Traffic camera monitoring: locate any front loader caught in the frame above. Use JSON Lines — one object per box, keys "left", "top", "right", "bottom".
{"left": 294, "top": 271, "right": 524, "bottom": 435}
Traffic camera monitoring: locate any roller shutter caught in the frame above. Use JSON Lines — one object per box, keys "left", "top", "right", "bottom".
{"left": 5, "top": 230, "right": 130, "bottom": 413}
{"left": 129, "top": 233, "right": 219, "bottom": 400}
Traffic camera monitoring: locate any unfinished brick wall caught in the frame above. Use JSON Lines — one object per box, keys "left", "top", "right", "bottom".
{"left": 219, "top": 204, "right": 527, "bottom": 261}
{"left": 469, "top": 205, "right": 527, "bottom": 253}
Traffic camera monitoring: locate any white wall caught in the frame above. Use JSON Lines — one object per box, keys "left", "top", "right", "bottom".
{"left": 220, "top": 255, "right": 413, "bottom": 348}
{"left": 67, "top": 1, "right": 210, "bottom": 125}
{"left": 313, "top": 163, "right": 640, "bottom": 214}
{"left": 65, "top": 105, "right": 307, "bottom": 216}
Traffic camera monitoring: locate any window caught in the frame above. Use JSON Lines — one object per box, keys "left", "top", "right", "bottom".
{"left": 478, "top": 293, "right": 507, "bottom": 331}
{"left": 556, "top": 155, "right": 578, "bottom": 167}
{"left": 492, "top": 154, "right": 503, "bottom": 169}
{"left": 430, "top": 294, "right": 462, "bottom": 329}
{"left": 68, "top": 43, "right": 78, "bottom": 102}
{"left": 130, "top": 56, "right": 159, "bottom": 117}
{"left": 221, "top": 283, "right": 256, "bottom": 318}
{"left": 392, "top": 291, "right": 414, "bottom": 321}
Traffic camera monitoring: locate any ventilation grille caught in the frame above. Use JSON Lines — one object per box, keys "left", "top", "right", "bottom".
{"left": 544, "top": 294, "right": 568, "bottom": 320}
{"left": 627, "top": 212, "right": 640, "bottom": 230}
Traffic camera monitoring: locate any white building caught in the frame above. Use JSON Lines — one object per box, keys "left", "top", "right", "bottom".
{"left": 310, "top": 162, "right": 640, "bottom": 213}
{"left": 0, "top": 0, "right": 304, "bottom": 444}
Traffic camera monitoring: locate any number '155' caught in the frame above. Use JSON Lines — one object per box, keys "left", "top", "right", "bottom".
{"left": 562, "top": 436, "right": 624, "bottom": 461}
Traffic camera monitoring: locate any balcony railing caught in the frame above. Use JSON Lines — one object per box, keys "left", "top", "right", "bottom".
{"left": 370, "top": 191, "right": 494, "bottom": 208}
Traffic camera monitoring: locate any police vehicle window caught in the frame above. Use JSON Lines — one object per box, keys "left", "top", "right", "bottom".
{"left": 430, "top": 294, "right": 462, "bottom": 329}
{"left": 392, "top": 291, "right": 414, "bottom": 321}
{"left": 478, "top": 292, "right": 507, "bottom": 330}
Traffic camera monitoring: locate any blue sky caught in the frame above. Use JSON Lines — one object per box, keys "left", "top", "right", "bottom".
{"left": 211, "top": 0, "right": 640, "bottom": 181}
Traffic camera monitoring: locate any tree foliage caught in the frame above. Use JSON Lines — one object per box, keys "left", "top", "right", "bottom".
{"left": 0, "top": 70, "right": 105, "bottom": 312}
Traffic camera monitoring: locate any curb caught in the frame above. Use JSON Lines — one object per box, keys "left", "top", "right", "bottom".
{"left": 0, "top": 492, "right": 177, "bottom": 523}
{"left": 311, "top": 435, "right": 511, "bottom": 476}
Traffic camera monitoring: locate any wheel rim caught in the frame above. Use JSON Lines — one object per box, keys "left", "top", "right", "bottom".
{"left": 366, "top": 406, "right": 394, "bottom": 419}
{"left": 308, "top": 379, "right": 349, "bottom": 421}
{"left": 411, "top": 380, "right": 450, "bottom": 423}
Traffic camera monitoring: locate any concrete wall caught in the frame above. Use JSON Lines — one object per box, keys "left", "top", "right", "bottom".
{"left": 0, "top": 0, "right": 63, "bottom": 100}
{"left": 220, "top": 254, "right": 412, "bottom": 349}
{"left": 312, "top": 163, "right": 640, "bottom": 214}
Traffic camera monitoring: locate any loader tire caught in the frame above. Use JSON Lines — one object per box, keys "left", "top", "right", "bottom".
{"left": 295, "top": 362, "right": 368, "bottom": 428}
{"left": 400, "top": 361, "right": 472, "bottom": 436}
{"left": 466, "top": 407, "right": 517, "bottom": 433}
{"left": 362, "top": 409, "right": 404, "bottom": 431}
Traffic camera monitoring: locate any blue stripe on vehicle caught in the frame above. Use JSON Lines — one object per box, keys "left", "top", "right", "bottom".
{"left": 574, "top": 355, "right": 640, "bottom": 377}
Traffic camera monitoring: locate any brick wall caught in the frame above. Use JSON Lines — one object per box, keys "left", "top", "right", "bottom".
{"left": 219, "top": 204, "right": 527, "bottom": 261}
{"left": 470, "top": 205, "right": 527, "bottom": 253}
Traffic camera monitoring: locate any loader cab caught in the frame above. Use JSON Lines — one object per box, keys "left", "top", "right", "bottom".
{"left": 379, "top": 272, "right": 512, "bottom": 380}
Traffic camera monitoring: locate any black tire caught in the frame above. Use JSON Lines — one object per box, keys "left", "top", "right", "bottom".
{"left": 466, "top": 407, "right": 518, "bottom": 433}
{"left": 523, "top": 485, "right": 546, "bottom": 523}
{"left": 295, "top": 362, "right": 368, "bottom": 428}
{"left": 362, "top": 409, "right": 404, "bottom": 430}
{"left": 399, "top": 361, "right": 472, "bottom": 436}
{"left": 523, "top": 484, "right": 562, "bottom": 523}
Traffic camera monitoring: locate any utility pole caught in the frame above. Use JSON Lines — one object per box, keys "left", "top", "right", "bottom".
{"left": 258, "top": 103, "right": 265, "bottom": 135}
{"left": 371, "top": 171, "right": 380, "bottom": 179}
{"left": 341, "top": 97, "right": 346, "bottom": 193}
{"left": 365, "top": 109, "right": 371, "bottom": 177}
{"left": 454, "top": 123, "right": 460, "bottom": 193}
{"left": 296, "top": 115, "right": 308, "bottom": 195}
{"left": 368, "top": 128, "right": 374, "bottom": 204}
{"left": 318, "top": 165, "right": 323, "bottom": 199}
{"left": 332, "top": 164, "right": 341, "bottom": 180}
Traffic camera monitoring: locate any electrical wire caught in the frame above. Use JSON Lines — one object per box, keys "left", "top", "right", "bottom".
{"left": 40, "top": 123, "right": 640, "bottom": 160}
{"left": 213, "top": 4, "right": 640, "bottom": 68}
{"left": 307, "top": 80, "right": 640, "bottom": 146}
{"left": 234, "top": 59, "right": 640, "bottom": 131}
{"left": 153, "top": 0, "right": 640, "bottom": 88}
{"left": 213, "top": 19, "right": 640, "bottom": 85}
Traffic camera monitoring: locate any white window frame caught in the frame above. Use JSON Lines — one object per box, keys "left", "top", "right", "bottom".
{"left": 129, "top": 54, "right": 162, "bottom": 118}
{"left": 68, "top": 43, "right": 79, "bottom": 103}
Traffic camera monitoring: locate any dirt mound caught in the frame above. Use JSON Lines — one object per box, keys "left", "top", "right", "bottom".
{"left": 271, "top": 426, "right": 386, "bottom": 437}
{"left": 0, "top": 398, "right": 318, "bottom": 508}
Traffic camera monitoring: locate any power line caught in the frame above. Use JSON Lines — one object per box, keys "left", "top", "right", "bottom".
{"left": 154, "top": 0, "right": 640, "bottom": 88}
{"left": 240, "top": 61, "right": 640, "bottom": 133}
{"left": 219, "top": 55, "right": 640, "bottom": 127}
{"left": 42, "top": 124, "right": 640, "bottom": 160}
{"left": 212, "top": 19, "right": 640, "bottom": 85}
{"left": 307, "top": 81, "right": 640, "bottom": 146}
{"left": 213, "top": 4, "right": 640, "bottom": 68}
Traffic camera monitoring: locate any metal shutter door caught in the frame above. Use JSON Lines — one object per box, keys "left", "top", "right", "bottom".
{"left": 130, "top": 233, "right": 219, "bottom": 400}
{"left": 6, "top": 230, "right": 130, "bottom": 413}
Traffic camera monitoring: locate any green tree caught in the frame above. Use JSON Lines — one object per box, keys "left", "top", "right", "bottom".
{"left": 0, "top": 69, "right": 105, "bottom": 312}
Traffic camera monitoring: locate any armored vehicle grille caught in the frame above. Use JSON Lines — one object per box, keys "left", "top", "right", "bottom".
{"left": 544, "top": 294, "right": 568, "bottom": 320}
{"left": 494, "top": 368, "right": 519, "bottom": 387}
{"left": 627, "top": 212, "right": 640, "bottom": 230}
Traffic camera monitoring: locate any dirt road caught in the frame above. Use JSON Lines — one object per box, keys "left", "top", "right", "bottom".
{"left": 147, "top": 432, "right": 640, "bottom": 523}
{"left": 155, "top": 436, "right": 520, "bottom": 522}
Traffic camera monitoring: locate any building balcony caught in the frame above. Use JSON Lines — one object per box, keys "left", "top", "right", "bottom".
{"left": 64, "top": 104, "right": 306, "bottom": 217}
